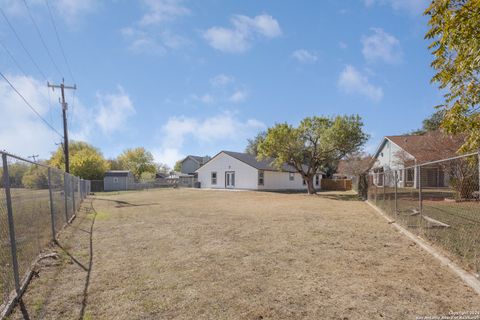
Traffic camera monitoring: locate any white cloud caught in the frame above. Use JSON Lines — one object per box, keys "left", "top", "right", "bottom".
{"left": 229, "top": 90, "right": 248, "bottom": 103}
{"left": 122, "top": 0, "right": 190, "bottom": 55}
{"left": 210, "top": 74, "right": 234, "bottom": 87}
{"left": 338, "top": 65, "right": 383, "bottom": 102}
{"left": 192, "top": 93, "right": 215, "bottom": 104}
{"left": 153, "top": 112, "right": 265, "bottom": 167}
{"left": 292, "top": 49, "right": 318, "bottom": 63}
{"left": 95, "top": 87, "right": 136, "bottom": 135}
{"left": 362, "top": 28, "right": 402, "bottom": 64}
{"left": 139, "top": 0, "right": 190, "bottom": 26}
{"left": 0, "top": 0, "right": 96, "bottom": 25}
{"left": 54, "top": 0, "right": 97, "bottom": 22}
{"left": 121, "top": 27, "right": 167, "bottom": 55}
{"left": 0, "top": 74, "right": 61, "bottom": 159}
{"left": 338, "top": 41, "right": 348, "bottom": 49}
{"left": 204, "top": 14, "right": 282, "bottom": 53}
{"left": 364, "top": 0, "right": 426, "bottom": 15}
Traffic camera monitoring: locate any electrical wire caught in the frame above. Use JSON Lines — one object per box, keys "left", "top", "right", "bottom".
{"left": 0, "top": 70, "right": 63, "bottom": 139}
{"left": 0, "top": 7, "right": 48, "bottom": 81}
{"left": 22, "top": 0, "right": 63, "bottom": 79}
{"left": 44, "top": 0, "right": 76, "bottom": 83}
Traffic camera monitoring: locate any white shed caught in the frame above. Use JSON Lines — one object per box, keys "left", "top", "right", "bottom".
{"left": 195, "top": 151, "right": 322, "bottom": 191}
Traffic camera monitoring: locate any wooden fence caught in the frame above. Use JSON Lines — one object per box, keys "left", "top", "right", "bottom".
{"left": 321, "top": 179, "right": 352, "bottom": 191}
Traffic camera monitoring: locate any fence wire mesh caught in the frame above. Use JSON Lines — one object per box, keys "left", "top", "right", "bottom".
{"left": 367, "top": 152, "right": 480, "bottom": 272}
{"left": 0, "top": 151, "right": 90, "bottom": 313}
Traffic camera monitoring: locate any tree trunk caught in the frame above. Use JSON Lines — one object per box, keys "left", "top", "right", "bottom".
{"left": 306, "top": 176, "right": 316, "bottom": 194}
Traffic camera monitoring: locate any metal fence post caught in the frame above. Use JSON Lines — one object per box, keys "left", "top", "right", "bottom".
{"left": 383, "top": 173, "right": 386, "bottom": 207}
{"left": 418, "top": 165, "right": 422, "bottom": 216}
{"left": 478, "top": 151, "right": 480, "bottom": 199}
{"left": 72, "top": 177, "right": 76, "bottom": 215}
{"left": 64, "top": 173, "right": 69, "bottom": 222}
{"left": 47, "top": 168, "right": 56, "bottom": 241}
{"left": 1, "top": 153, "right": 21, "bottom": 294}
{"left": 394, "top": 170, "right": 398, "bottom": 214}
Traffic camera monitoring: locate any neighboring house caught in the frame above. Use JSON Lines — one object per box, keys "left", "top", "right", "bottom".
{"left": 195, "top": 151, "right": 322, "bottom": 190}
{"left": 334, "top": 157, "right": 373, "bottom": 179}
{"left": 179, "top": 155, "right": 211, "bottom": 175}
{"left": 371, "top": 131, "right": 463, "bottom": 188}
{"left": 104, "top": 170, "right": 135, "bottom": 191}
{"left": 333, "top": 160, "right": 349, "bottom": 180}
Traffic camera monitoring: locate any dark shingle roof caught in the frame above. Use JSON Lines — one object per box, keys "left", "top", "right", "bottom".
{"left": 221, "top": 151, "right": 316, "bottom": 173}
{"left": 104, "top": 170, "right": 131, "bottom": 177}
{"left": 183, "top": 155, "right": 210, "bottom": 164}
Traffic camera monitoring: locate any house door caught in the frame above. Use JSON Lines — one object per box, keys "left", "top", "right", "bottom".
{"left": 225, "top": 171, "right": 235, "bottom": 188}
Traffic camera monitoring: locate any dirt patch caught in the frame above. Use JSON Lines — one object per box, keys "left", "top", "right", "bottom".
{"left": 9, "top": 189, "right": 480, "bottom": 319}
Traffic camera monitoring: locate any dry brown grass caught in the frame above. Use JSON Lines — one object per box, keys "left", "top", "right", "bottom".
{"left": 9, "top": 189, "right": 480, "bottom": 319}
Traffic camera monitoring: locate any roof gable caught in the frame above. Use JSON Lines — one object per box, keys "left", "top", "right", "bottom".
{"left": 374, "top": 131, "right": 463, "bottom": 164}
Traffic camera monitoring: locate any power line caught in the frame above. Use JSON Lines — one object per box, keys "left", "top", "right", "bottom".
{"left": 0, "top": 39, "right": 28, "bottom": 76}
{"left": 0, "top": 70, "right": 63, "bottom": 139}
{"left": 0, "top": 38, "right": 58, "bottom": 126}
{"left": 22, "top": 0, "right": 63, "bottom": 79}
{"left": 0, "top": 7, "right": 48, "bottom": 81}
{"left": 44, "top": 0, "right": 76, "bottom": 83}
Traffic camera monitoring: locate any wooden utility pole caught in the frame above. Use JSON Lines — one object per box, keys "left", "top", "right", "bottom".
{"left": 48, "top": 79, "right": 76, "bottom": 173}
{"left": 28, "top": 154, "right": 39, "bottom": 163}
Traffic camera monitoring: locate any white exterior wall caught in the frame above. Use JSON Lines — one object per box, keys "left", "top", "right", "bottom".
{"left": 196, "top": 152, "right": 259, "bottom": 189}
{"left": 373, "top": 139, "right": 418, "bottom": 188}
{"left": 196, "top": 152, "right": 320, "bottom": 190}
{"left": 374, "top": 140, "right": 413, "bottom": 170}
{"left": 260, "top": 171, "right": 315, "bottom": 190}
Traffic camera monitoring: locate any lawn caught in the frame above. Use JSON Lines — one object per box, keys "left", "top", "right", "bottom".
{"left": 8, "top": 189, "right": 480, "bottom": 319}
{"left": 372, "top": 186, "right": 480, "bottom": 272}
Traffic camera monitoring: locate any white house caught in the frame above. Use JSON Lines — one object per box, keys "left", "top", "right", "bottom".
{"left": 196, "top": 151, "right": 322, "bottom": 191}
{"left": 371, "top": 131, "right": 463, "bottom": 188}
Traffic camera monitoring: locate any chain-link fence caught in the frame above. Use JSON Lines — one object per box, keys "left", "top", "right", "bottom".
{"left": 0, "top": 151, "right": 90, "bottom": 316}
{"left": 366, "top": 152, "right": 480, "bottom": 272}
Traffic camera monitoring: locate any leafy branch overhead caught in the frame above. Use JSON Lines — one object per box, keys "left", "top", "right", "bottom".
{"left": 425, "top": 0, "right": 480, "bottom": 151}
{"left": 257, "top": 115, "right": 368, "bottom": 194}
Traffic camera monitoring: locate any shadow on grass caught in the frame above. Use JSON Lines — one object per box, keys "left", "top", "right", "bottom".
{"left": 260, "top": 189, "right": 361, "bottom": 201}
{"left": 314, "top": 193, "right": 362, "bottom": 201}
{"left": 93, "top": 197, "right": 160, "bottom": 208}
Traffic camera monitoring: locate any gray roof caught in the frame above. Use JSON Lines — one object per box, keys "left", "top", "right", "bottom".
{"left": 219, "top": 151, "right": 317, "bottom": 173}
{"left": 182, "top": 155, "right": 209, "bottom": 164}
{"left": 104, "top": 170, "right": 131, "bottom": 177}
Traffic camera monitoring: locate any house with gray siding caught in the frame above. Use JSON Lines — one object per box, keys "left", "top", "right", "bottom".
{"left": 370, "top": 131, "right": 463, "bottom": 188}
{"left": 179, "top": 155, "right": 210, "bottom": 175}
{"left": 104, "top": 170, "right": 135, "bottom": 191}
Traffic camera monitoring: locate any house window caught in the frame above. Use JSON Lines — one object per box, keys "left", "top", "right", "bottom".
{"left": 258, "top": 171, "right": 264, "bottom": 185}
{"left": 289, "top": 172, "right": 294, "bottom": 181}
{"left": 303, "top": 178, "right": 306, "bottom": 185}
{"left": 315, "top": 174, "right": 320, "bottom": 186}
{"left": 211, "top": 172, "right": 217, "bottom": 185}
{"left": 406, "top": 168, "right": 414, "bottom": 182}
{"left": 113, "top": 177, "right": 119, "bottom": 183}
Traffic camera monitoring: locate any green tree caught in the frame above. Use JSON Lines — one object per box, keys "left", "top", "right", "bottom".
{"left": 156, "top": 163, "right": 171, "bottom": 174}
{"left": 49, "top": 141, "right": 110, "bottom": 180}
{"left": 258, "top": 115, "right": 368, "bottom": 194}
{"left": 410, "top": 109, "right": 446, "bottom": 135}
{"left": 425, "top": 0, "right": 480, "bottom": 151}
{"left": 108, "top": 158, "right": 123, "bottom": 170}
{"left": 117, "top": 147, "right": 156, "bottom": 179}
{"left": 22, "top": 165, "right": 48, "bottom": 189}
{"left": 245, "top": 131, "right": 266, "bottom": 156}
{"left": 173, "top": 160, "right": 182, "bottom": 172}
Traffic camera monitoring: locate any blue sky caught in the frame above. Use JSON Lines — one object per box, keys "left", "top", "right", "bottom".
{"left": 0, "top": 0, "right": 441, "bottom": 167}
